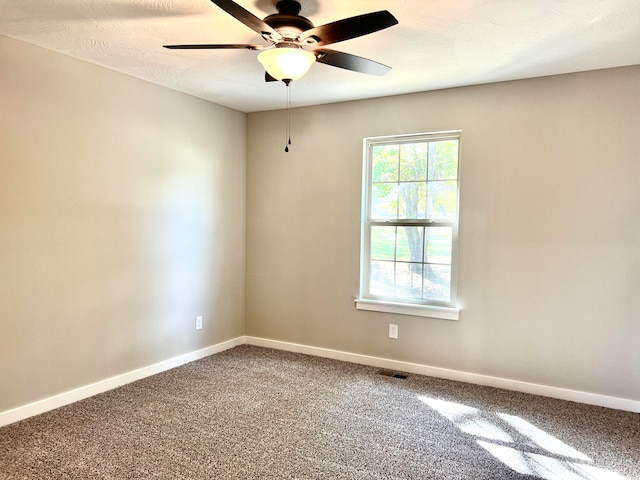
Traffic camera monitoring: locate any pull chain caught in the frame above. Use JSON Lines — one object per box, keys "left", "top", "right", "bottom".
{"left": 284, "top": 79, "right": 292, "bottom": 153}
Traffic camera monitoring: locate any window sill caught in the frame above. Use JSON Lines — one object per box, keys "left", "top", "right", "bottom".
{"left": 355, "top": 298, "right": 460, "bottom": 321}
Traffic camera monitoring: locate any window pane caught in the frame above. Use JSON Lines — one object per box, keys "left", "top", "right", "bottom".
{"left": 428, "top": 141, "right": 458, "bottom": 180}
{"left": 395, "top": 263, "right": 423, "bottom": 300}
{"left": 424, "top": 227, "right": 453, "bottom": 265}
{"left": 399, "top": 143, "right": 428, "bottom": 181}
{"left": 423, "top": 265, "right": 451, "bottom": 303}
{"left": 398, "top": 182, "right": 426, "bottom": 219}
{"left": 370, "top": 260, "right": 394, "bottom": 296}
{"left": 427, "top": 180, "right": 457, "bottom": 219}
{"left": 372, "top": 145, "right": 399, "bottom": 182}
{"left": 371, "top": 183, "right": 398, "bottom": 219}
{"left": 371, "top": 227, "right": 396, "bottom": 261}
{"left": 396, "top": 227, "right": 424, "bottom": 263}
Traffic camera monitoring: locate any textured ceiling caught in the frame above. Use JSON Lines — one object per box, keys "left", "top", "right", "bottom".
{"left": 1, "top": 0, "right": 639, "bottom": 112}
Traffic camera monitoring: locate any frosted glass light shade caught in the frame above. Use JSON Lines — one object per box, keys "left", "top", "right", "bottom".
{"left": 257, "top": 47, "right": 316, "bottom": 81}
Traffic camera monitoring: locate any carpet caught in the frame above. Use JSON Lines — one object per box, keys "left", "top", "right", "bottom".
{"left": 1, "top": 345, "right": 638, "bottom": 479}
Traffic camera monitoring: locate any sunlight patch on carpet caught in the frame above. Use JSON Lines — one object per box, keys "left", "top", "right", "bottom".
{"left": 418, "top": 395, "right": 628, "bottom": 480}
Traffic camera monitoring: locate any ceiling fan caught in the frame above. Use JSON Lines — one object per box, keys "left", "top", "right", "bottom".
{"left": 163, "top": 0, "right": 398, "bottom": 83}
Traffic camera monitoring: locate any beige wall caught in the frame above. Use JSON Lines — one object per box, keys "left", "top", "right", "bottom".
{"left": 246, "top": 66, "right": 640, "bottom": 401}
{"left": 0, "top": 35, "right": 246, "bottom": 412}
{"left": 2, "top": 30, "right": 639, "bottom": 413}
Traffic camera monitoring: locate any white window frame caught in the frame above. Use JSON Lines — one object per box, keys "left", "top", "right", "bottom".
{"left": 356, "top": 130, "right": 461, "bottom": 321}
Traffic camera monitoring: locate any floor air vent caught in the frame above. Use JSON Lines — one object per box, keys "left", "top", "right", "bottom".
{"left": 377, "top": 369, "right": 408, "bottom": 379}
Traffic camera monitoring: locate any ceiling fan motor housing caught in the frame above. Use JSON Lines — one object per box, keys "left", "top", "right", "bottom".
{"left": 265, "top": 0, "right": 314, "bottom": 39}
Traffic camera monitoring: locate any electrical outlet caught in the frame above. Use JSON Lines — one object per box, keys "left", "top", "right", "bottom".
{"left": 389, "top": 323, "right": 398, "bottom": 339}
{"left": 195, "top": 316, "right": 203, "bottom": 331}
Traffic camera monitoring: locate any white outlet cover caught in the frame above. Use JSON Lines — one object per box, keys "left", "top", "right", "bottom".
{"left": 389, "top": 324, "right": 398, "bottom": 339}
{"left": 196, "top": 316, "right": 203, "bottom": 331}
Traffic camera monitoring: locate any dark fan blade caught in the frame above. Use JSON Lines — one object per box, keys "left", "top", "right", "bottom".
{"left": 164, "top": 44, "right": 263, "bottom": 50}
{"left": 314, "top": 48, "right": 391, "bottom": 76}
{"left": 299, "top": 10, "right": 398, "bottom": 46}
{"left": 265, "top": 71, "right": 278, "bottom": 82}
{"left": 210, "top": 0, "right": 281, "bottom": 40}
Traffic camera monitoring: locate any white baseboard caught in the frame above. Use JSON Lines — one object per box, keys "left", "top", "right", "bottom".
{"left": 0, "top": 337, "right": 244, "bottom": 428}
{"left": 245, "top": 336, "right": 640, "bottom": 413}
{"left": 3, "top": 334, "right": 638, "bottom": 428}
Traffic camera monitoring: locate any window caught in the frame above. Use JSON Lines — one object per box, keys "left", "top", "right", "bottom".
{"left": 356, "top": 131, "right": 461, "bottom": 320}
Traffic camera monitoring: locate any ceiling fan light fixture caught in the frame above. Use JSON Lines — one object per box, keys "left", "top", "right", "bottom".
{"left": 258, "top": 46, "right": 316, "bottom": 81}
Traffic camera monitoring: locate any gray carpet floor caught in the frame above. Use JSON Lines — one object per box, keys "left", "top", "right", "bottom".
{"left": 1, "top": 345, "right": 639, "bottom": 479}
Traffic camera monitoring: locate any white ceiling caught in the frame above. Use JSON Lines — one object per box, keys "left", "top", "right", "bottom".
{"left": 1, "top": 0, "right": 639, "bottom": 113}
